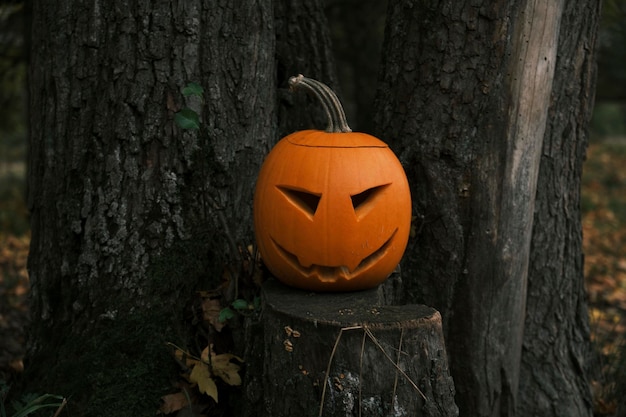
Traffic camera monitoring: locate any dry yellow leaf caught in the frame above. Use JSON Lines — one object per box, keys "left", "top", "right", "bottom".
{"left": 200, "top": 345, "right": 211, "bottom": 363}
{"left": 199, "top": 345, "right": 243, "bottom": 386}
{"left": 189, "top": 362, "right": 219, "bottom": 403}
{"left": 175, "top": 348, "right": 200, "bottom": 368}
{"left": 211, "top": 353, "right": 243, "bottom": 386}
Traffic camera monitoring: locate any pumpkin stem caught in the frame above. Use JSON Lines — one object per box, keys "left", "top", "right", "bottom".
{"left": 288, "top": 74, "right": 352, "bottom": 133}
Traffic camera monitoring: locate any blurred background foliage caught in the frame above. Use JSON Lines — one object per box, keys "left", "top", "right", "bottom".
{"left": 593, "top": 0, "right": 626, "bottom": 139}
{"left": 0, "top": 2, "right": 27, "bottom": 237}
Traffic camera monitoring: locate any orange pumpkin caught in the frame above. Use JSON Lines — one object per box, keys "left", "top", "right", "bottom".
{"left": 253, "top": 75, "right": 411, "bottom": 291}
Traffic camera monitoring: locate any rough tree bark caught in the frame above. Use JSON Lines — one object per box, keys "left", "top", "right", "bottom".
{"left": 518, "top": 0, "right": 600, "bottom": 415}
{"left": 25, "top": 1, "right": 274, "bottom": 415}
{"left": 373, "top": 0, "right": 597, "bottom": 416}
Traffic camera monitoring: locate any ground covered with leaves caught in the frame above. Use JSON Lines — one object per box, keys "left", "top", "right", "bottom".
{"left": 1, "top": 141, "right": 626, "bottom": 415}
{"left": 0, "top": 234, "right": 28, "bottom": 383}
{"left": 583, "top": 141, "right": 626, "bottom": 415}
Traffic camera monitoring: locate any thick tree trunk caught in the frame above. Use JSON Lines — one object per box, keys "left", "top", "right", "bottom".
{"left": 518, "top": 0, "right": 600, "bottom": 415}
{"left": 372, "top": 1, "right": 593, "bottom": 416}
{"left": 25, "top": 1, "right": 274, "bottom": 415}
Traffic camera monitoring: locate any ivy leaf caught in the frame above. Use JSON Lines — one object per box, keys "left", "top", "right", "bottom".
{"left": 231, "top": 299, "right": 248, "bottom": 311}
{"left": 175, "top": 107, "right": 200, "bottom": 130}
{"left": 182, "top": 82, "right": 204, "bottom": 97}
{"left": 253, "top": 296, "right": 261, "bottom": 311}
{"left": 218, "top": 307, "right": 235, "bottom": 323}
{"left": 173, "top": 347, "right": 200, "bottom": 369}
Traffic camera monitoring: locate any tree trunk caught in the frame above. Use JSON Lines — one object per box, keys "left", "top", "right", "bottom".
{"left": 25, "top": 1, "right": 274, "bottom": 415}
{"left": 373, "top": 0, "right": 594, "bottom": 416}
{"left": 518, "top": 0, "right": 600, "bottom": 414}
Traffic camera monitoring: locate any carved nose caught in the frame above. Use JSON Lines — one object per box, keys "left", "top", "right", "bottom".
{"left": 304, "top": 192, "right": 362, "bottom": 270}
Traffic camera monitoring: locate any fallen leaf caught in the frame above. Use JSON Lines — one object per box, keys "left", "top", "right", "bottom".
{"left": 159, "top": 392, "right": 189, "bottom": 414}
{"left": 201, "top": 294, "right": 225, "bottom": 332}
{"left": 200, "top": 345, "right": 211, "bottom": 363}
{"left": 174, "top": 348, "right": 200, "bottom": 369}
{"left": 211, "top": 353, "right": 243, "bottom": 386}
{"left": 189, "top": 362, "right": 218, "bottom": 403}
{"left": 200, "top": 345, "right": 243, "bottom": 387}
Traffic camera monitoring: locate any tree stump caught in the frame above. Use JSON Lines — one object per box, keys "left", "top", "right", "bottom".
{"left": 248, "top": 279, "right": 458, "bottom": 417}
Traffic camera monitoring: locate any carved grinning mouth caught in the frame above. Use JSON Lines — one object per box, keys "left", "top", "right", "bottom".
{"left": 271, "top": 229, "right": 398, "bottom": 282}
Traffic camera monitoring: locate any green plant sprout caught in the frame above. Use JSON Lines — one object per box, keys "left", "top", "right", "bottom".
{"left": 175, "top": 82, "right": 204, "bottom": 130}
{"left": 218, "top": 296, "right": 261, "bottom": 323}
{"left": 1, "top": 381, "right": 66, "bottom": 417}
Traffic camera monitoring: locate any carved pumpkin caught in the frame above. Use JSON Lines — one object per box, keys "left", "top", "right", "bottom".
{"left": 254, "top": 75, "right": 411, "bottom": 291}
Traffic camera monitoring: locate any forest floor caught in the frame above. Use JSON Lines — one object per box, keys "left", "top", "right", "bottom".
{"left": 1, "top": 141, "right": 626, "bottom": 415}
{"left": 582, "top": 141, "right": 626, "bottom": 415}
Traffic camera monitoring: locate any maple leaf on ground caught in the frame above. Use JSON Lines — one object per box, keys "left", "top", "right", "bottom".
{"left": 189, "top": 362, "right": 219, "bottom": 403}
{"left": 211, "top": 353, "right": 243, "bottom": 386}
{"left": 200, "top": 345, "right": 244, "bottom": 386}
{"left": 174, "top": 347, "right": 200, "bottom": 369}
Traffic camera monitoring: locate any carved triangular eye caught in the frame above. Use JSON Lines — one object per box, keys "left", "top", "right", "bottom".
{"left": 351, "top": 184, "right": 390, "bottom": 211}
{"left": 278, "top": 186, "right": 321, "bottom": 216}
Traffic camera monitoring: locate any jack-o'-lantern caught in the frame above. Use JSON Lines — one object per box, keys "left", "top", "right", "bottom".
{"left": 254, "top": 75, "right": 411, "bottom": 292}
